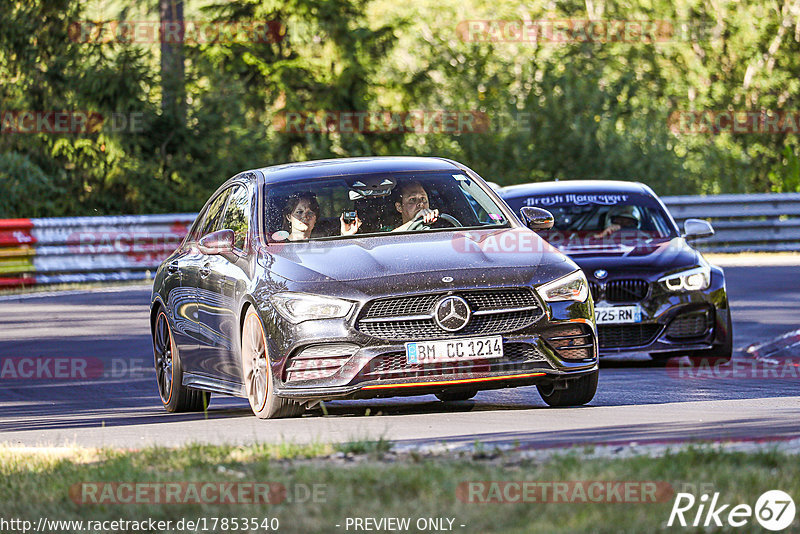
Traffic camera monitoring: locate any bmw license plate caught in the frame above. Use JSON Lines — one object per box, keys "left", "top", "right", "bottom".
{"left": 595, "top": 305, "right": 642, "bottom": 324}
{"left": 406, "top": 335, "right": 504, "bottom": 364}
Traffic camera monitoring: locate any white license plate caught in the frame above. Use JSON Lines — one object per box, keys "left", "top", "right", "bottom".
{"left": 406, "top": 336, "right": 504, "bottom": 364}
{"left": 595, "top": 305, "right": 642, "bottom": 324}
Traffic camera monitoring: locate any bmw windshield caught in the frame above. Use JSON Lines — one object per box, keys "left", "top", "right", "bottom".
{"left": 264, "top": 171, "right": 510, "bottom": 242}
{"left": 504, "top": 192, "right": 678, "bottom": 247}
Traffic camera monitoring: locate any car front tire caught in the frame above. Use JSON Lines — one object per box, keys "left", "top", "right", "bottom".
{"left": 689, "top": 307, "right": 733, "bottom": 365}
{"left": 241, "top": 307, "right": 304, "bottom": 419}
{"left": 537, "top": 370, "right": 598, "bottom": 407}
{"left": 435, "top": 389, "right": 477, "bottom": 402}
{"left": 688, "top": 343, "right": 732, "bottom": 365}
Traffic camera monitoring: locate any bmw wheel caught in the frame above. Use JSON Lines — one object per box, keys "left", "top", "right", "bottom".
{"left": 688, "top": 341, "right": 733, "bottom": 366}
{"left": 153, "top": 310, "right": 210, "bottom": 412}
{"left": 241, "top": 307, "right": 304, "bottom": 419}
{"left": 689, "top": 307, "right": 733, "bottom": 365}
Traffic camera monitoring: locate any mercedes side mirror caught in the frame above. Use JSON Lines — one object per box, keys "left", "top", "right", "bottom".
{"left": 682, "top": 219, "right": 715, "bottom": 240}
{"left": 198, "top": 229, "right": 235, "bottom": 255}
{"left": 520, "top": 207, "right": 555, "bottom": 231}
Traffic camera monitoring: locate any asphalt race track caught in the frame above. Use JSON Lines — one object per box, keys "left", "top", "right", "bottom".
{"left": 1, "top": 264, "right": 799, "bottom": 450}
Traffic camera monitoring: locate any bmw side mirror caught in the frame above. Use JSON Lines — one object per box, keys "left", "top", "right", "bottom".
{"left": 198, "top": 229, "right": 235, "bottom": 255}
{"left": 520, "top": 207, "right": 554, "bottom": 231}
{"left": 682, "top": 219, "right": 714, "bottom": 240}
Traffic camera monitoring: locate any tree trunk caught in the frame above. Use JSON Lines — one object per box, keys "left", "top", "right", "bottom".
{"left": 160, "top": 0, "right": 185, "bottom": 124}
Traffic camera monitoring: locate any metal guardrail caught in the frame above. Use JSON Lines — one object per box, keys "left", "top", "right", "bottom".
{"left": 0, "top": 215, "right": 195, "bottom": 288}
{"left": 662, "top": 193, "right": 800, "bottom": 252}
{"left": 0, "top": 193, "right": 797, "bottom": 287}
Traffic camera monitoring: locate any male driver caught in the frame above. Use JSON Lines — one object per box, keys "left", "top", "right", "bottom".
{"left": 593, "top": 205, "right": 642, "bottom": 238}
{"left": 393, "top": 180, "right": 439, "bottom": 232}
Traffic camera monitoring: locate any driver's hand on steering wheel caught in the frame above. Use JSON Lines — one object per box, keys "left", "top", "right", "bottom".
{"left": 415, "top": 208, "right": 439, "bottom": 224}
{"left": 593, "top": 224, "right": 621, "bottom": 239}
{"left": 393, "top": 208, "right": 440, "bottom": 232}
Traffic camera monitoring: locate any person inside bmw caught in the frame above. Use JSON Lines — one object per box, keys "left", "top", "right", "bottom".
{"left": 593, "top": 205, "right": 642, "bottom": 239}
{"left": 392, "top": 180, "right": 439, "bottom": 232}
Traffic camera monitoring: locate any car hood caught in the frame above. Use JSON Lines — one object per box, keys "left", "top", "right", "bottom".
{"left": 258, "top": 227, "right": 572, "bottom": 286}
{"left": 559, "top": 237, "right": 700, "bottom": 275}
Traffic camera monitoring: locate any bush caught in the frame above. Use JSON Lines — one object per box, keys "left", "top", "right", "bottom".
{"left": 0, "top": 153, "right": 67, "bottom": 218}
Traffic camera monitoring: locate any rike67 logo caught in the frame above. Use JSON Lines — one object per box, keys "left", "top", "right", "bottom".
{"left": 668, "top": 490, "right": 796, "bottom": 530}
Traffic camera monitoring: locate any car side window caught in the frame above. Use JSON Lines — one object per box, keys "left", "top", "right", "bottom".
{"left": 222, "top": 185, "right": 250, "bottom": 251}
{"left": 198, "top": 188, "right": 231, "bottom": 239}
{"left": 182, "top": 214, "right": 204, "bottom": 247}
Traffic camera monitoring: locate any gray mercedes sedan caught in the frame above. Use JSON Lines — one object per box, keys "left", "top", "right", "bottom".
{"left": 150, "top": 157, "right": 598, "bottom": 418}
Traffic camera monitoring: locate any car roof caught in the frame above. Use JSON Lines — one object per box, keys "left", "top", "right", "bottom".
{"left": 251, "top": 156, "right": 464, "bottom": 184}
{"left": 499, "top": 180, "right": 654, "bottom": 197}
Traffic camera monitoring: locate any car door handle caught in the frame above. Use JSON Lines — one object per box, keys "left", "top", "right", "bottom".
{"left": 167, "top": 261, "right": 179, "bottom": 273}
{"left": 199, "top": 263, "right": 211, "bottom": 278}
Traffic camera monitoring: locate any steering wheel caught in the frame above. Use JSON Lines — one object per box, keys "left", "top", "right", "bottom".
{"left": 405, "top": 212, "right": 463, "bottom": 231}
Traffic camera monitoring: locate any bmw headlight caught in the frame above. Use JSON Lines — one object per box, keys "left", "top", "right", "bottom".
{"left": 536, "top": 270, "right": 590, "bottom": 303}
{"left": 658, "top": 260, "right": 711, "bottom": 292}
{"left": 270, "top": 293, "right": 355, "bottom": 323}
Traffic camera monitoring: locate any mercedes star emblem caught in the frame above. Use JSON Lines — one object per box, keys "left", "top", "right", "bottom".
{"left": 433, "top": 296, "right": 471, "bottom": 332}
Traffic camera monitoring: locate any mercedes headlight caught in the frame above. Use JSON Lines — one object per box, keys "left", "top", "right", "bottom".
{"left": 658, "top": 260, "right": 711, "bottom": 292}
{"left": 270, "top": 293, "right": 355, "bottom": 323}
{"left": 536, "top": 270, "right": 590, "bottom": 303}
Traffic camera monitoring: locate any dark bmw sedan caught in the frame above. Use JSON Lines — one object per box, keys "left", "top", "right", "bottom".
{"left": 500, "top": 181, "right": 732, "bottom": 363}
{"left": 150, "top": 157, "right": 599, "bottom": 418}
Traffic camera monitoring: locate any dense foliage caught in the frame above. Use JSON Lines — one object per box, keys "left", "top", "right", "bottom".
{"left": 1, "top": 0, "right": 798, "bottom": 217}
